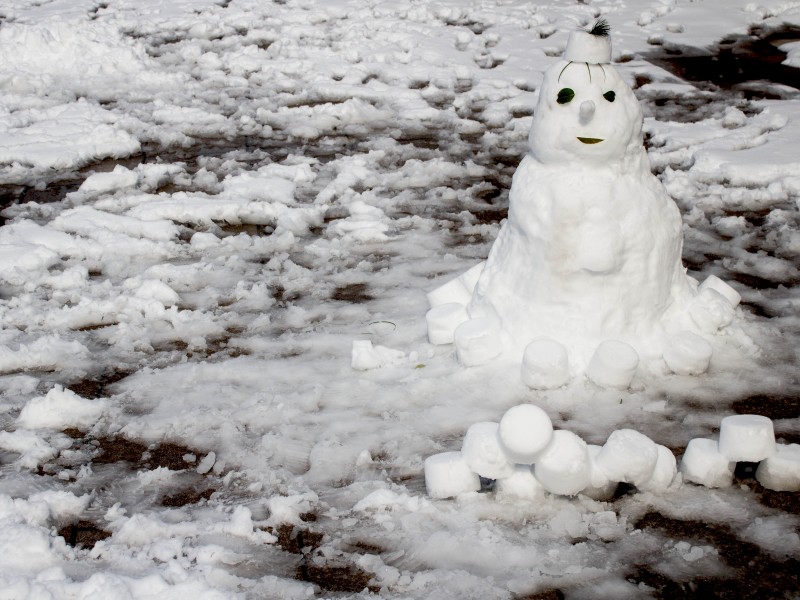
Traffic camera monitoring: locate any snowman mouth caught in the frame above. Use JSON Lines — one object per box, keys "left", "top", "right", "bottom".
{"left": 577, "top": 137, "right": 604, "bottom": 144}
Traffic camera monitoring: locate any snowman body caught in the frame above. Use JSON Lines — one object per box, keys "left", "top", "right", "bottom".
{"left": 426, "top": 25, "right": 741, "bottom": 384}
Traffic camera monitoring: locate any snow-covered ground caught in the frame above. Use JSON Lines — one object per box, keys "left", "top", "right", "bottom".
{"left": 1, "top": 0, "right": 799, "bottom": 598}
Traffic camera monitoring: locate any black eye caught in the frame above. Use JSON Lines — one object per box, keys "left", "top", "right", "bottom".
{"left": 557, "top": 88, "right": 575, "bottom": 104}
{"left": 603, "top": 90, "right": 616, "bottom": 102}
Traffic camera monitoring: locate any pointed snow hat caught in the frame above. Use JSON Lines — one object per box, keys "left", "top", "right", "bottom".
{"left": 564, "top": 18, "right": 612, "bottom": 64}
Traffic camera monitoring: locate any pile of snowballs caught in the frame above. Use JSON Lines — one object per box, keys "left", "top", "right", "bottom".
{"left": 424, "top": 405, "right": 800, "bottom": 500}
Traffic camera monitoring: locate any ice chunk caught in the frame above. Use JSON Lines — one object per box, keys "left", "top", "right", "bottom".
{"left": 689, "top": 288, "right": 735, "bottom": 333}
{"left": 595, "top": 429, "right": 659, "bottom": 487}
{"left": 663, "top": 331, "right": 713, "bottom": 376}
{"left": 533, "top": 430, "right": 591, "bottom": 496}
{"left": 461, "top": 421, "right": 515, "bottom": 480}
{"left": 521, "top": 338, "right": 570, "bottom": 389}
{"left": 699, "top": 275, "right": 741, "bottom": 308}
{"left": 453, "top": 318, "right": 503, "bottom": 366}
{"left": 586, "top": 340, "right": 639, "bottom": 389}
{"left": 755, "top": 444, "right": 800, "bottom": 492}
{"left": 582, "top": 444, "right": 618, "bottom": 500}
{"left": 638, "top": 445, "right": 678, "bottom": 493}
{"left": 426, "top": 303, "right": 469, "bottom": 345}
{"left": 424, "top": 452, "right": 481, "bottom": 499}
{"left": 351, "top": 340, "right": 406, "bottom": 370}
{"left": 427, "top": 262, "right": 484, "bottom": 308}
{"left": 17, "top": 385, "right": 107, "bottom": 430}
{"left": 497, "top": 404, "right": 553, "bottom": 464}
{"left": 718, "top": 414, "right": 776, "bottom": 462}
{"left": 495, "top": 465, "right": 544, "bottom": 499}
{"left": 680, "top": 438, "right": 734, "bottom": 488}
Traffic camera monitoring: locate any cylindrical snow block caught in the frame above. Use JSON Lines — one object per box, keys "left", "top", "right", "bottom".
{"left": 663, "top": 331, "right": 713, "bottom": 376}
{"left": 689, "top": 288, "right": 735, "bottom": 333}
{"left": 586, "top": 340, "right": 639, "bottom": 389}
{"left": 495, "top": 465, "right": 544, "bottom": 499}
{"left": 755, "top": 444, "right": 800, "bottom": 492}
{"left": 521, "top": 338, "right": 570, "bottom": 389}
{"left": 426, "top": 262, "right": 485, "bottom": 308}
{"left": 424, "top": 452, "right": 481, "bottom": 499}
{"left": 564, "top": 29, "right": 612, "bottom": 64}
{"left": 638, "top": 445, "right": 678, "bottom": 493}
{"left": 533, "top": 430, "right": 591, "bottom": 496}
{"left": 461, "top": 421, "right": 515, "bottom": 480}
{"left": 497, "top": 404, "right": 553, "bottom": 464}
{"left": 594, "top": 429, "right": 659, "bottom": 487}
{"left": 700, "top": 275, "right": 741, "bottom": 308}
{"left": 680, "top": 438, "right": 734, "bottom": 488}
{"left": 426, "top": 303, "right": 468, "bottom": 345}
{"left": 454, "top": 318, "right": 503, "bottom": 366}
{"left": 583, "top": 444, "right": 618, "bottom": 501}
{"left": 718, "top": 414, "right": 776, "bottom": 462}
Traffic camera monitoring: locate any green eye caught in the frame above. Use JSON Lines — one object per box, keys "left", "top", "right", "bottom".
{"left": 557, "top": 88, "right": 575, "bottom": 104}
{"left": 603, "top": 90, "right": 616, "bottom": 102}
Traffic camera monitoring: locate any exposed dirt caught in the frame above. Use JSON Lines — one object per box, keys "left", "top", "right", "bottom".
{"left": 630, "top": 512, "right": 800, "bottom": 599}
{"left": 58, "top": 520, "right": 112, "bottom": 549}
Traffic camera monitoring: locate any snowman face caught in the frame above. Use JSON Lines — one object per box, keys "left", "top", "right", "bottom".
{"left": 529, "top": 61, "right": 643, "bottom": 166}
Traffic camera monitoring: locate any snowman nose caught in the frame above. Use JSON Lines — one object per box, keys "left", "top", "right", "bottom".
{"left": 579, "top": 100, "right": 595, "bottom": 123}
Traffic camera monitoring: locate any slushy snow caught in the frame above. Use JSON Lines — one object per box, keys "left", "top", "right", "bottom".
{"left": 1, "top": 0, "right": 799, "bottom": 597}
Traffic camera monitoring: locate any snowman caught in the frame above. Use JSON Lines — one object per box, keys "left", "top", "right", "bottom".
{"left": 426, "top": 20, "right": 742, "bottom": 389}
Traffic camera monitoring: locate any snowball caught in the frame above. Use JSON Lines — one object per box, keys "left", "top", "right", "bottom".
{"left": 533, "top": 430, "right": 591, "bottom": 496}
{"left": 663, "top": 331, "right": 713, "bottom": 376}
{"left": 689, "top": 288, "right": 735, "bottom": 333}
{"left": 582, "top": 444, "right": 618, "bottom": 500}
{"left": 586, "top": 340, "right": 639, "bottom": 389}
{"left": 453, "top": 318, "right": 503, "bottom": 366}
{"left": 699, "top": 275, "right": 741, "bottom": 308}
{"left": 495, "top": 465, "right": 544, "bottom": 499}
{"left": 497, "top": 404, "right": 553, "bottom": 464}
{"left": 755, "top": 444, "right": 800, "bottom": 492}
{"left": 426, "top": 303, "right": 468, "bottom": 345}
{"left": 718, "top": 414, "right": 776, "bottom": 462}
{"left": 427, "top": 262, "right": 484, "bottom": 308}
{"left": 461, "top": 421, "right": 515, "bottom": 480}
{"left": 680, "top": 438, "right": 735, "bottom": 488}
{"left": 638, "top": 445, "right": 678, "bottom": 493}
{"left": 424, "top": 452, "right": 481, "bottom": 499}
{"left": 594, "top": 429, "right": 659, "bottom": 487}
{"left": 17, "top": 386, "right": 107, "bottom": 430}
{"left": 521, "top": 338, "right": 570, "bottom": 389}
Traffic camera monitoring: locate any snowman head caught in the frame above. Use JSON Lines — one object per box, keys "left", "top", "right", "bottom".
{"left": 529, "top": 20, "right": 644, "bottom": 167}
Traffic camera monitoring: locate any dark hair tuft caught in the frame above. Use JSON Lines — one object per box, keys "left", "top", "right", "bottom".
{"left": 588, "top": 18, "right": 610, "bottom": 37}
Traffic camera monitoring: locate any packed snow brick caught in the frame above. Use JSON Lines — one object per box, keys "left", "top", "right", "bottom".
{"left": 663, "top": 332, "right": 713, "bottom": 376}
{"left": 680, "top": 438, "right": 735, "bottom": 488}
{"left": 586, "top": 341, "right": 639, "bottom": 389}
{"left": 424, "top": 452, "right": 481, "bottom": 499}
{"left": 461, "top": 421, "right": 515, "bottom": 480}
{"left": 533, "top": 430, "right": 591, "bottom": 496}
{"left": 594, "top": 429, "right": 659, "bottom": 487}
{"left": 755, "top": 444, "right": 800, "bottom": 492}
{"left": 718, "top": 414, "right": 777, "bottom": 462}
{"left": 426, "top": 303, "right": 469, "bottom": 345}
{"left": 638, "top": 445, "right": 679, "bottom": 493}
{"left": 521, "top": 338, "right": 570, "bottom": 390}
{"left": 495, "top": 465, "right": 545, "bottom": 499}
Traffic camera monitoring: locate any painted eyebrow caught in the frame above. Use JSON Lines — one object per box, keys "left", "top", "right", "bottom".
{"left": 559, "top": 61, "right": 600, "bottom": 83}
{"left": 558, "top": 61, "right": 573, "bottom": 83}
